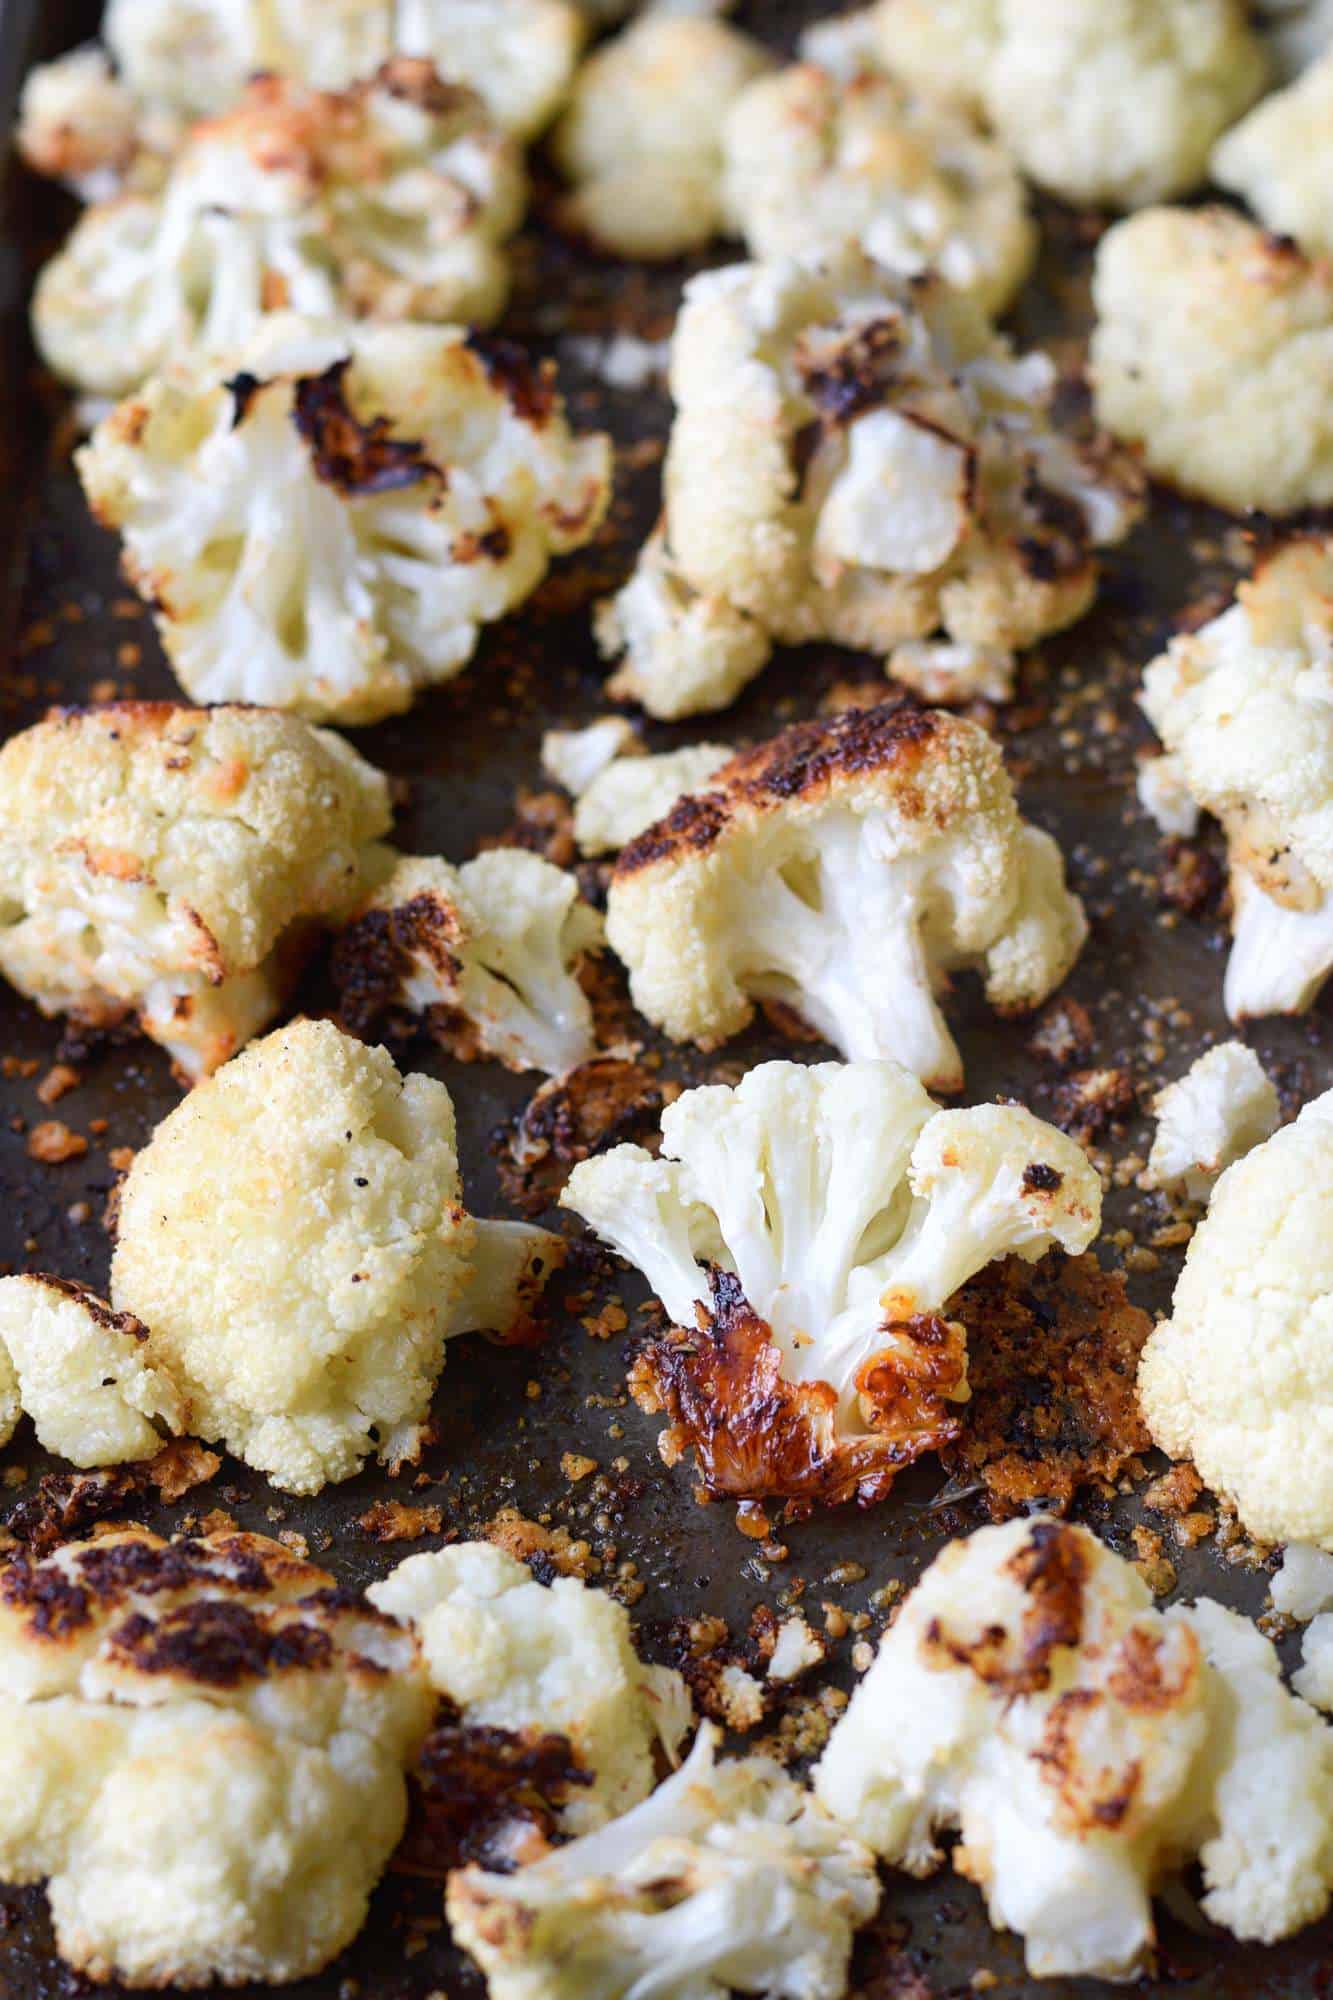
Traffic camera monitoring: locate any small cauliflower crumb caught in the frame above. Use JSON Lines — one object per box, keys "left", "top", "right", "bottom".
{"left": 1143, "top": 1043, "right": 1280, "bottom": 1202}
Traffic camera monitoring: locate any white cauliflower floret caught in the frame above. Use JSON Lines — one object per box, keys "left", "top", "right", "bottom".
{"left": 1213, "top": 48, "right": 1333, "bottom": 259}
{"left": 815, "top": 1518, "right": 1333, "bottom": 1980}
{"left": 602, "top": 705, "right": 1088, "bottom": 1089}
{"left": 1139, "top": 1087, "right": 1333, "bottom": 1549}
{"left": 574, "top": 745, "right": 731, "bottom": 857}
{"left": 0, "top": 1276, "right": 184, "bottom": 1469}
{"left": 109, "top": 1018, "right": 561, "bottom": 1495}
{"left": 1143, "top": 1043, "right": 1280, "bottom": 1203}
{"left": 721, "top": 65, "right": 1035, "bottom": 318}
{"left": 540, "top": 716, "right": 641, "bottom": 796}
{"left": 1273, "top": 1545, "right": 1333, "bottom": 1711}
{"left": 0, "top": 1527, "right": 432, "bottom": 1987}
{"left": 370, "top": 1543, "right": 690, "bottom": 1836}
{"left": 650, "top": 253, "right": 1141, "bottom": 701}
{"left": 596, "top": 528, "right": 773, "bottom": 722}
{"left": 1092, "top": 207, "right": 1333, "bottom": 514}
{"left": 551, "top": 15, "right": 772, "bottom": 258}
{"left": 33, "top": 62, "right": 526, "bottom": 399}
{"left": 1139, "top": 539, "right": 1333, "bottom": 1019}
{"left": 447, "top": 1722, "right": 881, "bottom": 2000}
{"left": 562, "top": 1058, "right": 1099, "bottom": 1511}
{"left": 77, "top": 316, "right": 611, "bottom": 725}
{"left": 104, "top": 0, "right": 393, "bottom": 122}
{"left": 1135, "top": 753, "right": 1199, "bottom": 838}
{"left": 0, "top": 701, "right": 390, "bottom": 1080}
{"left": 397, "top": 0, "right": 585, "bottom": 137}
{"left": 16, "top": 46, "right": 144, "bottom": 201}
{"left": 333, "top": 851, "right": 604, "bottom": 1076}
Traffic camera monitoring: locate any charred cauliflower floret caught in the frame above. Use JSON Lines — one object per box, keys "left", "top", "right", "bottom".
{"left": 1143, "top": 1043, "right": 1279, "bottom": 1203}
{"left": 1092, "top": 208, "right": 1333, "bottom": 515}
{"left": 561, "top": 1058, "right": 1099, "bottom": 1513}
{"left": 1213, "top": 48, "right": 1333, "bottom": 260}
{"left": 595, "top": 527, "right": 773, "bottom": 721}
{"left": 0, "top": 1276, "right": 184, "bottom": 1468}
{"left": 370, "top": 1543, "right": 691, "bottom": 1837}
{"left": 447, "top": 1722, "right": 881, "bottom": 2000}
{"left": 572, "top": 744, "right": 732, "bottom": 857}
{"left": 1139, "top": 540, "right": 1333, "bottom": 1020}
{"left": 721, "top": 65, "right": 1035, "bottom": 318}
{"left": 78, "top": 318, "right": 611, "bottom": 725}
{"left": 110, "top": 1019, "right": 561, "bottom": 1495}
{"left": 1139, "top": 1088, "right": 1333, "bottom": 1550}
{"left": 0, "top": 702, "right": 390, "bottom": 1080}
{"left": 334, "top": 851, "right": 604, "bottom": 1076}
{"left": 33, "top": 61, "right": 526, "bottom": 399}
{"left": 603, "top": 706, "right": 1087, "bottom": 1087}
{"left": 551, "top": 15, "right": 772, "bottom": 259}
{"left": 0, "top": 1526, "right": 432, "bottom": 1987}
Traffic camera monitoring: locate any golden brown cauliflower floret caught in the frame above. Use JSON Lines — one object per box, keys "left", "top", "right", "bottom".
{"left": 1212, "top": 48, "right": 1333, "bottom": 260}
{"left": 0, "top": 1526, "right": 433, "bottom": 1987}
{"left": 0, "top": 702, "right": 390, "bottom": 1081}
{"left": 0, "top": 1276, "right": 185, "bottom": 1469}
{"left": 1092, "top": 207, "right": 1333, "bottom": 515}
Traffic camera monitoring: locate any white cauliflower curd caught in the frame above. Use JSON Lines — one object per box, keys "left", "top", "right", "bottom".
{"left": 721, "top": 64, "right": 1036, "bottom": 318}
{"left": 1273, "top": 1544, "right": 1333, "bottom": 1711}
{"left": 1092, "top": 207, "right": 1333, "bottom": 514}
{"left": 0, "top": 1526, "right": 433, "bottom": 1986}
{"left": 815, "top": 1517, "right": 1333, "bottom": 1980}
{"left": 540, "top": 715, "right": 640, "bottom": 797}
{"left": 0, "top": 1275, "right": 184, "bottom": 1468}
{"left": 109, "top": 1018, "right": 562, "bottom": 1495}
{"left": 0, "top": 701, "right": 390, "bottom": 1080}
{"left": 333, "top": 850, "right": 604, "bottom": 1075}
{"left": 1213, "top": 48, "right": 1333, "bottom": 260}
{"left": 595, "top": 528, "right": 773, "bottom": 721}
{"left": 447, "top": 1722, "right": 881, "bottom": 2000}
{"left": 1138, "top": 1088, "right": 1333, "bottom": 1550}
{"left": 602, "top": 704, "right": 1088, "bottom": 1088}
{"left": 77, "top": 317, "right": 611, "bottom": 725}
{"left": 1143, "top": 1043, "right": 1280, "bottom": 1203}
{"left": 33, "top": 61, "right": 526, "bottom": 399}
{"left": 573, "top": 743, "right": 732, "bottom": 856}
{"left": 16, "top": 46, "right": 147, "bottom": 202}
{"left": 551, "top": 14, "right": 772, "bottom": 259}
{"left": 1139, "top": 539, "right": 1333, "bottom": 1020}
{"left": 396, "top": 0, "right": 585, "bottom": 138}
{"left": 369, "top": 1543, "right": 691, "bottom": 1836}
{"left": 561, "top": 1057, "right": 1099, "bottom": 1512}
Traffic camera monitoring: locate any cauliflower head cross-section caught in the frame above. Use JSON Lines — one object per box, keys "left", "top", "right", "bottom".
{"left": 604, "top": 704, "right": 1088, "bottom": 1089}
{"left": 562, "top": 1059, "right": 1100, "bottom": 1512}
{"left": 0, "top": 1276, "right": 184, "bottom": 1469}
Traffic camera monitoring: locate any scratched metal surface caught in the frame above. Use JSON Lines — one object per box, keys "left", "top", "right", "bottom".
{"left": 0, "top": 4, "right": 1330, "bottom": 1996}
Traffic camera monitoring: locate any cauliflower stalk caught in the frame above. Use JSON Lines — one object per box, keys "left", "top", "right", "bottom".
{"left": 447, "top": 1722, "right": 881, "bottom": 2000}
{"left": 604, "top": 705, "right": 1088, "bottom": 1090}
{"left": 1143, "top": 1043, "right": 1280, "bottom": 1203}
{"left": 0, "top": 1276, "right": 184, "bottom": 1469}
{"left": 815, "top": 1518, "right": 1333, "bottom": 1981}
{"left": 78, "top": 316, "right": 611, "bottom": 726}
{"left": 561, "top": 1058, "right": 1099, "bottom": 1511}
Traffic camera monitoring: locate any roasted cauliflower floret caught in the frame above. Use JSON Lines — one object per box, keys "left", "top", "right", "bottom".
{"left": 447, "top": 1722, "right": 881, "bottom": 2000}
{"left": 334, "top": 851, "right": 604, "bottom": 1075}
{"left": 105, "top": 0, "right": 393, "bottom": 122}
{"left": 595, "top": 528, "right": 773, "bottom": 721}
{"left": 562, "top": 1058, "right": 1099, "bottom": 1512}
{"left": 0, "top": 1526, "right": 432, "bottom": 1987}
{"left": 1092, "top": 208, "right": 1333, "bottom": 514}
{"left": 1139, "top": 1088, "right": 1333, "bottom": 1550}
{"left": 78, "top": 317, "right": 611, "bottom": 725}
{"left": 1257, "top": 0, "right": 1333, "bottom": 76}
{"left": 603, "top": 705, "right": 1087, "bottom": 1087}
{"left": 1213, "top": 48, "right": 1333, "bottom": 260}
{"left": 397, "top": 0, "right": 585, "bottom": 137}
{"left": 721, "top": 65, "right": 1035, "bottom": 318}
{"left": 1139, "top": 539, "right": 1333, "bottom": 1019}
{"left": 551, "top": 15, "right": 772, "bottom": 259}
{"left": 573, "top": 744, "right": 731, "bottom": 857}
{"left": 0, "top": 701, "right": 390, "bottom": 1080}
{"left": 1143, "top": 1044, "right": 1280, "bottom": 1203}
{"left": 815, "top": 1518, "right": 1333, "bottom": 1980}
{"left": 33, "top": 62, "right": 526, "bottom": 398}
{"left": 370, "top": 1543, "right": 690, "bottom": 1836}
{"left": 16, "top": 45, "right": 146, "bottom": 201}
{"left": 540, "top": 716, "right": 640, "bottom": 797}
{"left": 0, "top": 1276, "right": 184, "bottom": 1469}
{"left": 1273, "top": 1545, "right": 1333, "bottom": 1711}
{"left": 109, "top": 1018, "right": 560, "bottom": 1495}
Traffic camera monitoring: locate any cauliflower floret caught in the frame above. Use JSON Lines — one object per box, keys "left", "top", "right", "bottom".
{"left": 603, "top": 705, "right": 1087, "bottom": 1088}
{"left": 1143, "top": 1043, "right": 1280, "bottom": 1203}
{"left": 77, "top": 317, "right": 611, "bottom": 725}
{"left": 1139, "top": 1087, "right": 1333, "bottom": 1549}
{"left": 105, "top": 0, "right": 393, "bottom": 122}
{"left": 1139, "top": 539, "right": 1333, "bottom": 1019}
{"left": 16, "top": 46, "right": 144, "bottom": 201}
{"left": 1273, "top": 1545, "right": 1333, "bottom": 1710}
{"left": 721, "top": 65, "right": 1035, "bottom": 318}
{"left": 1092, "top": 207, "right": 1333, "bottom": 515}
{"left": 0, "top": 701, "right": 390, "bottom": 1080}
{"left": 551, "top": 16, "right": 772, "bottom": 259}
{"left": 0, "top": 1526, "right": 432, "bottom": 1986}
{"left": 842, "top": 0, "right": 996, "bottom": 107}
{"left": 652, "top": 253, "right": 1140, "bottom": 700}
{"left": 573, "top": 744, "right": 731, "bottom": 857}
{"left": 333, "top": 851, "right": 604, "bottom": 1075}
{"left": 1213, "top": 48, "right": 1333, "bottom": 260}
{"left": 397, "top": 0, "right": 585, "bottom": 137}
{"left": 33, "top": 62, "right": 526, "bottom": 398}
{"left": 447, "top": 1722, "right": 881, "bottom": 2000}
{"left": 0, "top": 1276, "right": 184, "bottom": 1468}
{"left": 596, "top": 528, "right": 773, "bottom": 721}
{"left": 109, "top": 1018, "right": 561, "bottom": 1495}
{"left": 1135, "top": 752, "right": 1199, "bottom": 838}
{"left": 561, "top": 1058, "right": 1099, "bottom": 1511}
{"left": 540, "top": 716, "right": 641, "bottom": 796}
{"left": 369, "top": 1544, "right": 690, "bottom": 1835}
{"left": 815, "top": 1518, "right": 1333, "bottom": 1979}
